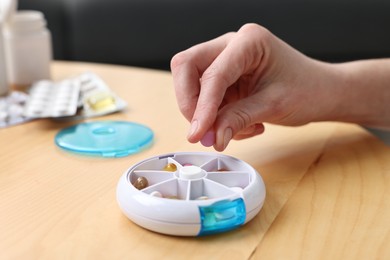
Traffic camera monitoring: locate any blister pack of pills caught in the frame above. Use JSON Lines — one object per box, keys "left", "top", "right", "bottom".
{"left": 0, "top": 91, "right": 30, "bottom": 128}
{"left": 24, "top": 72, "right": 127, "bottom": 121}
{"left": 24, "top": 79, "right": 80, "bottom": 118}
{"left": 1, "top": 72, "right": 127, "bottom": 128}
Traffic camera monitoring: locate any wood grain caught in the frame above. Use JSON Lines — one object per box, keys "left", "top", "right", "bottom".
{"left": 1, "top": 61, "right": 389, "bottom": 260}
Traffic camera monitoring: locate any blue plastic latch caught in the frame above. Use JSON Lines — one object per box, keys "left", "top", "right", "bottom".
{"left": 198, "top": 198, "right": 246, "bottom": 236}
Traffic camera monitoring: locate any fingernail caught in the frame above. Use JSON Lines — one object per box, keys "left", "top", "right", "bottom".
{"left": 188, "top": 120, "right": 198, "bottom": 138}
{"left": 200, "top": 130, "right": 215, "bottom": 147}
{"left": 223, "top": 128, "right": 233, "bottom": 150}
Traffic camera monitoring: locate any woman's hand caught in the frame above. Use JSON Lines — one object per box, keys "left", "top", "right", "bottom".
{"left": 171, "top": 23, "right": 390, "bottom": 150}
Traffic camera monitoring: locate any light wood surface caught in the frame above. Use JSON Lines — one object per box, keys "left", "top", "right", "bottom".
{"left": 1, "top": 61, "right": 389, "bottom": 260}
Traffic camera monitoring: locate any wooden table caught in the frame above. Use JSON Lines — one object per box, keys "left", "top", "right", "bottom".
{"left": 1, "top": 61, "right": 389, "bottom": 259}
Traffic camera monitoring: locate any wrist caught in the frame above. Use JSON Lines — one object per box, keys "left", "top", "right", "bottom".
{"left": 329, "top": 60, "right": 390, "bottom": 128}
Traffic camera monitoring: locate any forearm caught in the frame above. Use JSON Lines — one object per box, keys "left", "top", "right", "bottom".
{"left": 325, "top": 59, "right": 390, "bottom": 128}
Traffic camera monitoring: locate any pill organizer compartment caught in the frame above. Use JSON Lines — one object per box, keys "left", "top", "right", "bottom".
{"left": 117, "top": 152, "right": 266, "bottom": 236}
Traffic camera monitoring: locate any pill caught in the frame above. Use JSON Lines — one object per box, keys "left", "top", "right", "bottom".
{"left": 8, "top": 104, "right": 23, "bottom": 116}
{"left": 217, "top": 168, "right": 229, "bottom": 172}
{"left": 87, "top": 92, "right": 116, "bottom": 111}
{"left": 196, "top": 196, "right": 209, "bottom": 200}
{"left": 150, "top": 191, "right": 163, "bottom": 197}
{"left": 8, "top": 116, "right": 24, "bottom": 125}
{"left": 163, "top": 163, "right": 177, "bottom": 172}
{"left": 0, "top": 111, "right": 7, "bottom": 121}
{"left": 8, "top": 91, "right": 28, "bottom": 103}
{"left": 133, "top": 176, "right": 148, "bottom": 190}
{"left": 0, "top": 100, "right": 6, "bottom": 110}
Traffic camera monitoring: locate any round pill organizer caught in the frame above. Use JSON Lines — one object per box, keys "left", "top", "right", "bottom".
{"left": 116, "top": 152, "right": 266, "bottom": 236}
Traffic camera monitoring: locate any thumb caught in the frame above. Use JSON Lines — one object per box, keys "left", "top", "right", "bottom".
{"left": 212, "top": 95, "right": 268, "bottom": 151}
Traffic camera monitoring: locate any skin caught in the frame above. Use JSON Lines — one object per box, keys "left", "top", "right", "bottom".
{"left": 171, "top": 23, "right": 390, "bottom": 151}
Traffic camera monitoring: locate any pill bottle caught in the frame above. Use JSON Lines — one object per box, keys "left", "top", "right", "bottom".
{"left": 4, "top": 10, "right": 52, "bottom": 90}
{"left": 0, "top": 22, "right": 8, "bottom": 96}
{"left": 0, "top": 0, "right": 16, "bottom": 96}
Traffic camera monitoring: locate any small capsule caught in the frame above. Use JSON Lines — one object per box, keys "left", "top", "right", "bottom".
{"left": 195, "top": 196, "right": 209, "bottom": 200}
{"left": 163, "top": 163, "right": 177, "bottom": 172}
{"left": 133, "top": 176, "right": 148, "bottom": 190}
{"left": 166, "top": 195, "right": 179, "bottom": 200}
{"left": 217, "top": 168, "right": 229, "bottom": 172}
{"left": 86, "top": 91, "right": 116, "bottom": 111}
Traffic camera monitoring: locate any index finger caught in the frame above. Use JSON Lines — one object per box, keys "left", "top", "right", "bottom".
{"left": 190, "top": 26, "right": 265, "bottom": 142}
{"left": 170, "top": 33, "right": 234, "bottom": 122}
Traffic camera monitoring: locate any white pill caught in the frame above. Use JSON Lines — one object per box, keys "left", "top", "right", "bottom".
{"left": 150, "top": 191, "right": 163, "bottom": 197}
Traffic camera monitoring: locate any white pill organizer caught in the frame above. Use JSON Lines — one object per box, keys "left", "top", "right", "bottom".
{"left": 116, "top": 152, "right": 266, "bottom": 236}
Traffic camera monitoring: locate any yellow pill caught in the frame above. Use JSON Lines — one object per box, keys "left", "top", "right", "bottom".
{"left": 163, "top": 163, "right": 177, "bottom": 172}
{"left": 87, "top": 91, "right": 116, "bottom": 111}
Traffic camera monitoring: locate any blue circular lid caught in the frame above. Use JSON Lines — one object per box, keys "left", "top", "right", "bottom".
{"left": 55, "top": 121, "right": 153, "bottom": 157}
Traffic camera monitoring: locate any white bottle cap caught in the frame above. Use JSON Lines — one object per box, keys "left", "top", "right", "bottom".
{"left": 7, "top": 11, "right": 46, "bottom": 32}
{"left": 0, "top": 0, "right": 15, "bottom": 96}
{"left": 0, "top": 0, "right": 17, "bottom": 25}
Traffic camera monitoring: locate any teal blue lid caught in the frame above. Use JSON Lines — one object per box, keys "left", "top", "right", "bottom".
{"left": 55, "top": 121, "right": 153, "bottom": 157}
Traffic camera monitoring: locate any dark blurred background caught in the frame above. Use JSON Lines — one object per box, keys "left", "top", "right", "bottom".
{"left": 19, "top": 0, "right": 390, "bottom": 70}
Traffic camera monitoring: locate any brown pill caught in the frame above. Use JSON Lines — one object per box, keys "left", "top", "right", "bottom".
{"left": 166, "top": 195, "right": 179, "bottom": 200}
{"left": 217, "top": 168, "right": 229, "bottom": 172}
{"left": 133, "top": 176, "right": 148, "bottom": 190}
